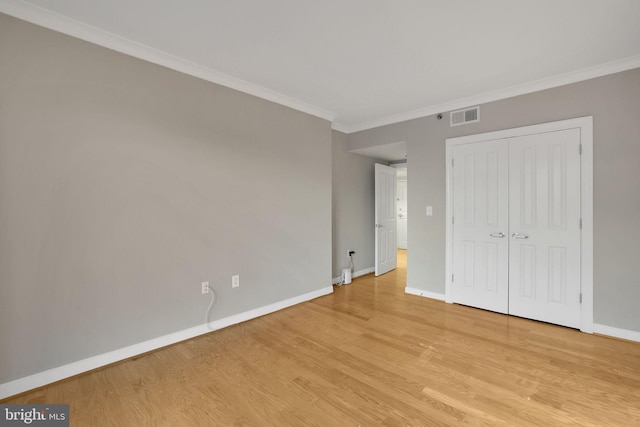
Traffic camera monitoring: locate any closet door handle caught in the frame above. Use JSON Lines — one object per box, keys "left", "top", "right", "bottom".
{"left": 512, "top": 233, "right": 529, "bottom": 239}
{"left": 489, "top": 232, "right": 505, "bottom": 238}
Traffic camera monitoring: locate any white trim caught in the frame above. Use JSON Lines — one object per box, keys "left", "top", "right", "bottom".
{"left": 444, "top": 139, "right": 455, "bottom": 305}
{"left": 593, "top": 324, "right": 640, "bottom": 343}
{"left": 579, "top": 119, "right": 594, "bottom": 333}
{"left": 445, "top": 117, "right": 594, "bottom": 333}
{"left": 354, "top": 267, "right": 375, "bottom": 277}
{"left": 332, "top": 267, "right": 375, "bottom": 285}
{"left": 0, "top": 0, "right": 335, "bottom": 122}
{"left": 2, "top": 0, "right": 638, "bottom": 133}
{"left": 334, "top": 56, "right": 640, "bottom": 134}
{"left": 405, "top": 287, "right": 445, "bottom": 301}
{"left": 330, "top": 122, "right": 353, "bottom": 134}
{"left": 390, "top": 162, "right": 408, "bottom": 169}
{"left": 0, "top": 286, "right": 333, "bottom": 400}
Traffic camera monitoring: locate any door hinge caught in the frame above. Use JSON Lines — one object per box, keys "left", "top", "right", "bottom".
{"left": 451, "top": 159, "right": 454, "bottom": 167}
{"left": 579, "top": 293, "right": 583, "bottom": 303}
{"left": 579, "top": 218, "right": 582, "bottom": 229}
{"left": 452, "top": 274, "right": 454, "bottom": 282}
{"left": 452, "top": 216, "right": 455, "bottom": 225}
{"left": 579, "top": 144, "right": 582, "bottom": 155}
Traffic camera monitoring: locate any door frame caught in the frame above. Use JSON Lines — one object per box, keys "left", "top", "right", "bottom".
{"left": 444, "top": 116, "right": 593, "bottom": 333}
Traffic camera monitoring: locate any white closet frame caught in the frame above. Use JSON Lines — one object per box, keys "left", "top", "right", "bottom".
{"left": 445, "top": 116, "right": 594, "bottom": 333}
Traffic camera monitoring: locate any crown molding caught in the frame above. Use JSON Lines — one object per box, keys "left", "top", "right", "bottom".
{"left": 3, "top": 0, "right": 639, "bottom": 133}
{"left": 329, "top": 122, "right": 352, "bottom": 134}
{"left": 0, "top": 0, "right": 335, "bottom": 122}
{"left": 334, "top": 54, "right": 640, "bottom": 134}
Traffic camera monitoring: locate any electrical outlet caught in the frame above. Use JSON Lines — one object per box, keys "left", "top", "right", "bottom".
{"left": 232, "top": 275, "right": 239, "bottom": 288}
{"left": 201, "top": 281, "right": 209, "bottom": 294}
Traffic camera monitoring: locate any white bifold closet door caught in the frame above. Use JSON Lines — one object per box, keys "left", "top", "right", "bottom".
{"left": 508, "top": 129, "right": 582, "bottom": 328}
{"left": 452, "top": 139, "right": 510, "bottom": 314}
{"left": 452, "top": 128, "right": 582, "bottom": 328}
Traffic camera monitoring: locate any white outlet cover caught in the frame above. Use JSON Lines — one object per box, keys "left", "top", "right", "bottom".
{"left": 232, "top": 275, "right": 239, "bottom": 288}
{"left": 426, "top": 206, "right": 433, "bottom": 216}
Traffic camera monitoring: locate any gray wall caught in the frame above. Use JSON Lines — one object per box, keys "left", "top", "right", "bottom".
{"left": 331, "top": 131, "right": 383, "bottom": 278}
{"left": 0, "top": 14, "right": 332, "bottom": 384}
{"left": 349, "top": 68, "right": 640, "bottom": 333}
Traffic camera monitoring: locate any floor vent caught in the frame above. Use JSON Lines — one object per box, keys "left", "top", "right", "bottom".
{"left": 450, "top": 106, "right": 480, "bottom": 126}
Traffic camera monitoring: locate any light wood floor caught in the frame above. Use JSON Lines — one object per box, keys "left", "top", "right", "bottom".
{"left": 4, "top": 250, "right": 640, "bottom": 425}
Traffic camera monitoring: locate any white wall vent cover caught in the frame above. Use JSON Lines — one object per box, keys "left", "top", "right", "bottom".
{"left": 450, "top": 106, "right": 480, "bottom": 126}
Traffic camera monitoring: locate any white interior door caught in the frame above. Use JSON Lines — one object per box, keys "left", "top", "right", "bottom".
{"left": 508, "top": 129, "right": 582, "bottom": 328}
{"left": 375, "top": 164, "right": 397, "bottom": 276}
{"left": 451, "top": 139, "right": 510, "bottom": 313}
{"left": 397, "top": 179, "right": 408, "bottom": 249}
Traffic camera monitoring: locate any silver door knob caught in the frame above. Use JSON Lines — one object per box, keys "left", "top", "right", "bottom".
{"left": 512, "top": 233, "right": 529, "bottom": 239}
{"left": 490, "top": 232, "right": 505, "bottom": 238}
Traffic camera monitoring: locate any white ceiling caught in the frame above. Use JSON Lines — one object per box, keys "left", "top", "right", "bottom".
{"left": 2, "top": 0, "right": 640, "bottom": 133}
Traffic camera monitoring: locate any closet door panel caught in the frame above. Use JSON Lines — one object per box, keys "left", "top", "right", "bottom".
{"left": 452, "top": 139, "right": 509, "bottom": 313}
{"left": 508, "top": 129, "right": 582, "bottom": 328}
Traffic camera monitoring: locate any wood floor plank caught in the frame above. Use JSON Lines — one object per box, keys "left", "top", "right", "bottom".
{"left": 3, "top": 250, "right": 640, "bottom": 425}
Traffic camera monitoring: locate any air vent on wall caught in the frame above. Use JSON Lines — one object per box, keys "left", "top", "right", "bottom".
{"left": 450, "top": 106, "right": 480, "bottom": 127}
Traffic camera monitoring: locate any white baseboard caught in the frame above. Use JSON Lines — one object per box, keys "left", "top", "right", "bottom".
{"left": 332, "top": 267, "right": 375, "bottom": 285}
{"left": 405, "top": 287, "right": 445, "bottom": 301}
{"left": 0, "top": 286, "right": 333, "bottom": 400}
{"left": 402, "top": 293, "right": 640, "bottom": 343}
{"left": 354, "top": 267, "right": 375, "bottom": 278}
{"left": 401, "top": 293, "right": 639, "bottom": 342}
{"left": 593, "top": 323, "right": 640, "bottom": 343}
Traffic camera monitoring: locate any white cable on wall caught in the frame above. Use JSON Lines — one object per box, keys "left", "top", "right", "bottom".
{"left": 205, "top": 287, "right": 217, "bottom": 331}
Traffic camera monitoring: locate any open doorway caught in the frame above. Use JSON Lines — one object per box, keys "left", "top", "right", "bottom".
{"left": 373, "top": 161, "right": 409, "bottom": 277}
{"left": 392, "top": 163, "right": 408, "bottom": 251}
{"left": 395, "top": 165, "right": 407, "bottom": 250}
{"left": 347, "top": 141, "right": 407, "bottom": 279}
